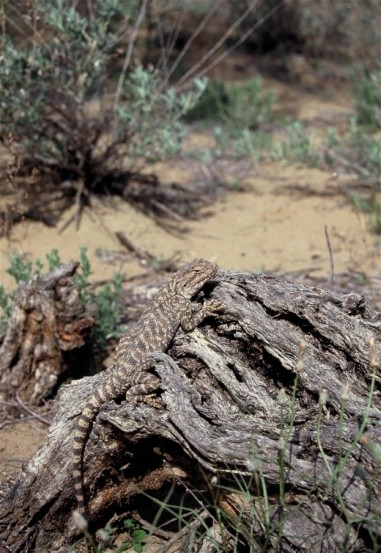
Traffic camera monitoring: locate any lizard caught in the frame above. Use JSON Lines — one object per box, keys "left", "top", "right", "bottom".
{"left": 72, "top": 258, "right": 222, "bottom": 517}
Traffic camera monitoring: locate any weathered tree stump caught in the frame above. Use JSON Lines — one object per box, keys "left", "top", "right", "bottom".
{"left": 0, "top": 262, "right": 95, "bottom": 404}
{"left": 0, "top": 268, "right": 380, "bottom": 552}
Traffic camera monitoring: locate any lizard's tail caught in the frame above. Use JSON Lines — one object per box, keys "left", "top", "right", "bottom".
{"left": 72, "top": 395, "right": 103, "bottom": 518}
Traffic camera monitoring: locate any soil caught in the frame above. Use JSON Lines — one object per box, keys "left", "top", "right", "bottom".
{"left": 0, "top": 64, "right": 380, "bottom": 539}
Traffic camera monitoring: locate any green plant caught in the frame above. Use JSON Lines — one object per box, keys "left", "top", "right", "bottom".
{"left": 323, "top": 118, "right": 381, "bottom": 234}
{"left": 0, "top": 249, "right": 64, "bottom": 335}
{"left": 346, "top": 119, "right": 381, "bottom": 181}
{"left": 185, "top": 77, "right": 275, "bottom": 159}
{"left": 70, "top": 515, "right": 147, "bottom": 552}
{"left": 74, "top": 247, "right": 93, "bottom": 306}
{"left": 221, "top": 77, "right": 275, "bottom": 131}
{"left": 6, "top": 253, "right": 36, "bottom": 284}
{"left": 74, "top": 247, "right": 123, "bottom": 348}
{"left": 272, "top": 121, "right": 319, "bottom": 166}
{"left": 184, "top": 79, "right": 227, "bottom": 121}
{"left": 187, "top": 77, "right": 275, "bottom": 130}
{"left": 0, "top": 285, "right": 11, "bottom": 336}
{"left": 0, "top": 248, "right": 123, "bottom": 348}
{"left": 352, "top": 70, "right": 381, "bottom": 130}
{"left": 0, "top": 0, "right": 206, "bottom": 209}
{"left": 347, "top": 190, "right": 381, "bottom": 235}
{"left": 92, "top": 272, "right": 124, "bottom": 347}
{"left": 46, "top": 248, "right": 62, "bottom": 272}
{"left": 119, "top": 518, "right": 148, "bottom": 553}
{"left": 213, "top": 125, "right": 271, "bottom": 160}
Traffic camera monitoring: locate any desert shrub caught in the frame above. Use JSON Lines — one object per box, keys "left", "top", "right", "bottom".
{"left": 345, "top": 120, "right": 381, "bottom": 181}
{"left": 184, "top": 79, "right": 228, "bottom": 121}
{"left": 187, "top": 76, "right": 275, "bottom": 130}
{"left": 323, "top": 109, "right": 381, "bottom": 234}
{"left": 272, "top": 122, "right": 319, "bottom": 167}
{"left": 219, "top": 77, "right": 276, "bottom": 131}
{"left": 323, "top": 66, "right": 381, "bottom": 234}
{"left": 74, "top": 247, "right": 124, "bottom": 348}
{"left": 0, "top": 0, "right": 206, "bottom": 195}
{"left": 187, "top": 76, "right": 275, "bottom": 158}
{"left": 352, "top": 70, "right": 381, "bottom": 130}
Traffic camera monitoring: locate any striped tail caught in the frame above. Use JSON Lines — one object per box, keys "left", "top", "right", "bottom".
{"left": 72, "top": 394, "right": 103, "bottom": 517}
{"left": 72, "top": 371, "right": 125, "bottom": 517}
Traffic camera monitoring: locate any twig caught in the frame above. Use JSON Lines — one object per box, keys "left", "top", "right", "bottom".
{"left": 324, "top": 225, "right": 335, "bottom": 290}
{"left": 115, "top": 231, "right": 156, "bottom": 264}
{"left": 15, "top": 394, "right": 51, "bottom": 426}
{"left": 158, "top": 2, "right": 219, "bottom": 92}
{"left": 138, "top": 518, "right": 174, "bottom": 540}
{"left": 1, "top": 458, "right": 31, "bottom": 465}
{"left": 0, "top": 420, "right": 16, "bottom": 430}
{"left": 176, "top": 1, "right": 283, "bottom": 88}
{"left": 155, "top": 510, "right": 210, "bottom": 553}
{"left": 113, "top": 0, "right": 149, "bottom": 110}
{"left": 155, "top": 3, "right": 186, "bottom": 77}
{"left": 0, "top": 415, "right": 49, "bottom": 431}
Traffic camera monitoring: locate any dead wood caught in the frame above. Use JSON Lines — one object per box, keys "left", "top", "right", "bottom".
{"left": 0, "top": 269, "right": 380, "bottom": 552}
{"left": 0, "top": 262, "right": 95, "bottom": 405}
{"left": 0, "top": 167, "right": 231, "bottom": 236}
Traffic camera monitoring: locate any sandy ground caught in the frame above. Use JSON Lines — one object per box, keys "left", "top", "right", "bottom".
{"left": 1, "top": 160, "right": 378, "bottom": 287}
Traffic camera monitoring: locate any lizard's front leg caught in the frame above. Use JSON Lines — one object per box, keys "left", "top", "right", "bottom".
{"left": 181, "top": 299, "right": 224, "bottom": 332}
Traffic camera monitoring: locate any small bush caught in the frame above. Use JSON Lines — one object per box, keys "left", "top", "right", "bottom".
{"left": 223, "top": 77, "right": 276, "bottom": 131}
{"left": 74, "top": 247, "right": 124, "bottom": 348}
{"left": 214, "top": 125, "right": 271, "bottom": 160}
{"left": 184, "top": 79, "right": 227, "bottom": 121}
{"left": 323, "top": 119, "right": 381, "bottom": 183}
{"left": 272, "top": 122, "right": 319, "bottom": 167}
{"left": 187, "top": 77, "right": 275, "bottom": 159}
{"left": 323, "top": 116, "right": 381, "bottom": 234}
{"left": 352, "top": 70, "right": 381, "bottom": 130}
{"left": 0, "top": 0, "right": 206, "bottom": 197}
{"left": 347, "top": 190, "right": 381, "bottom": 235}
{"left": 187, "top": 76, "right": 275, "bottom": 131}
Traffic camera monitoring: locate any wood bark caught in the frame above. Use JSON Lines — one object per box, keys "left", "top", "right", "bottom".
{"left": 0, "top": 269, "right": 380, "bottom": 552}
{"left": 0, "top": 262, "right": 95, "bottom": 404}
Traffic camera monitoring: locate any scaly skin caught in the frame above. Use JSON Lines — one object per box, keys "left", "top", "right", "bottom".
{"left": 72, "top": 258, "right": 222, "bottom": 517}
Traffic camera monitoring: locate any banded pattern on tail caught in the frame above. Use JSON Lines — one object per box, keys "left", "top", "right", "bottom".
{"left": 72, "top": 385, "right": 118, "bottom": 515}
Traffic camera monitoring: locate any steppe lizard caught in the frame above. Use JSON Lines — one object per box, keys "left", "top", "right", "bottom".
{"left": 73, "top": 258, "right": 222, "bottom": 517}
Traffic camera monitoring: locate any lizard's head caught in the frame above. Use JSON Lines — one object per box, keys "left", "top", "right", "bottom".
{"left": 174, "top": 258, "right": 218, "bottom": 298}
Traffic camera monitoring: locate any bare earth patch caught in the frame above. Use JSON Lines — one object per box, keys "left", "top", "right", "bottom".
{"left": 0, "top": 421, "right": 46, "bottom": 481}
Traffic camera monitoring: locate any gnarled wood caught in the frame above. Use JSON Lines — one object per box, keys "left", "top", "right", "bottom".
{"left": 0, "top": 262, "right": 95, "bottom": 404}
{"left": 0, "top": 269, "right": 380, "bottom": 552}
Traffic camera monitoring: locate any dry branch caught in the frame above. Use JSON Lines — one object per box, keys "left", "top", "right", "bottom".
{"left": 0, "top": 269, "right": 380, "bottom": 552}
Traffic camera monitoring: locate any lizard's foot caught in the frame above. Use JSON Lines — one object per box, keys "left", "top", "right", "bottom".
{"left": 203, "top": 299, "right": 224, "bottom": 314}
{"left": 127, "top": 390, "right": 162, "bottom": 409}
{"left": 142, "top": 393, "right": 163, "bottom": 408}
{"left": 126, "top": 374, "right": 161, "bottom": 407}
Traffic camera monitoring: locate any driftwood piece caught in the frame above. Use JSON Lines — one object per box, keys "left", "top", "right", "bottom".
{"left": 0, "top": 269, "right": 380, "bottom": 552}
{"left": 0, "top": 262, "right": 95, "bottom": 404}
